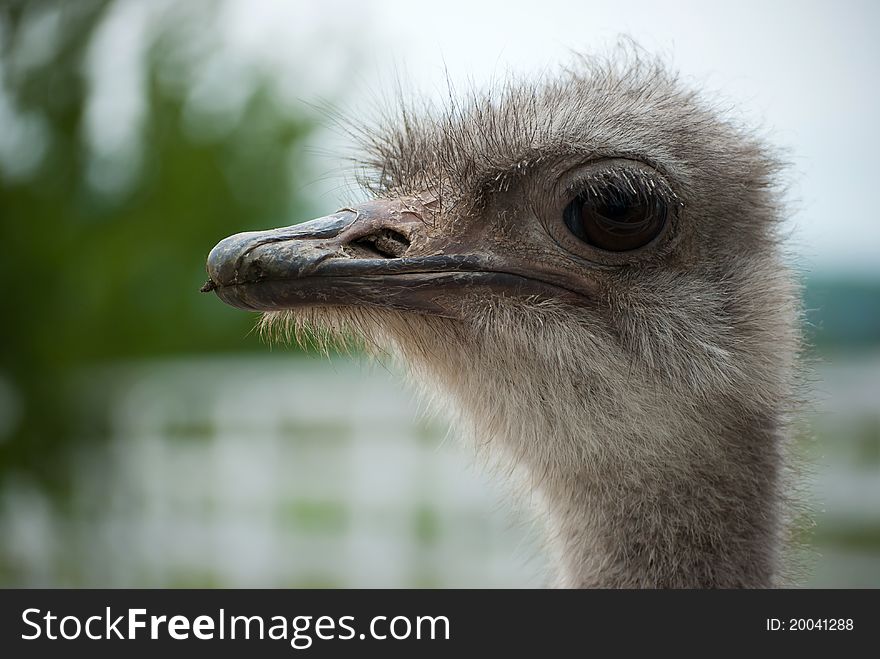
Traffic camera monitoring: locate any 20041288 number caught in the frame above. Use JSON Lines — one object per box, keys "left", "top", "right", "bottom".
{"left": 788, "top": 619, "right": 854, "bottom": 631}
{"left": 765, "top": 618, "right": 855, "bottom": 631}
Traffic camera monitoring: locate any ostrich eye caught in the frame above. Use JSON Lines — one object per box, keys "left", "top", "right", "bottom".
{"left": 563, "top": 183, "right": 668, "bottom": 252}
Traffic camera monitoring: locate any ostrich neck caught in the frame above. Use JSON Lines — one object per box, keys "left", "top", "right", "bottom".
{"left": 538, "top": 413, "right": 783, "bottom": 588}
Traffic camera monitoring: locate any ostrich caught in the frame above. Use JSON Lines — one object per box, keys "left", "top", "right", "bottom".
{"left": 201, "top": 51, "right": 800, "bottom": 588}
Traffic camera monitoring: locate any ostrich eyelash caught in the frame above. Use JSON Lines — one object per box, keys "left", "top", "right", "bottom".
{"left": 564, "top": 165, "right": 683, "bottom": 211}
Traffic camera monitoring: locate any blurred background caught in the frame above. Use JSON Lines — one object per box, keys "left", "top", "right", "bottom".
{"left": 1, "top": 0, "right": 878, "bottom": 587}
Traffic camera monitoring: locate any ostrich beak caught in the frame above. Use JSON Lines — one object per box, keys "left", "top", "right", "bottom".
{"left": 203, "top": 199, "right": 580, "bottom": 314}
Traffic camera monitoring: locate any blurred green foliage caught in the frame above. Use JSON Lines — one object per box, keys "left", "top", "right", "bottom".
{"left": 804, "top": 277, "right": 880, "bottom": 352}
{"left": 0, "top": 1, "right": 317, "bottom": 487}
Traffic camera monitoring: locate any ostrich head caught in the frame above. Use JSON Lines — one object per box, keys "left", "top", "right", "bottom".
{"left": 203, "top": 52, "right": 800, "bottom": 588}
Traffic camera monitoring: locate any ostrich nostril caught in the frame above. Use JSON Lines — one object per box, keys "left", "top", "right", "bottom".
{"left": 353, "top": 228, "right": 411, "bottom": 259}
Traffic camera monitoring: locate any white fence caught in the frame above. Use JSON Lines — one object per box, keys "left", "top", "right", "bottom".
{"left": 2, "top": 353, "right": 879, "bottom": 587}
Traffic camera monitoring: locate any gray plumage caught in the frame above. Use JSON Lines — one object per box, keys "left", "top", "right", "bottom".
{"left": 233, "top": 47, "right": 802, "bottom": 588}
